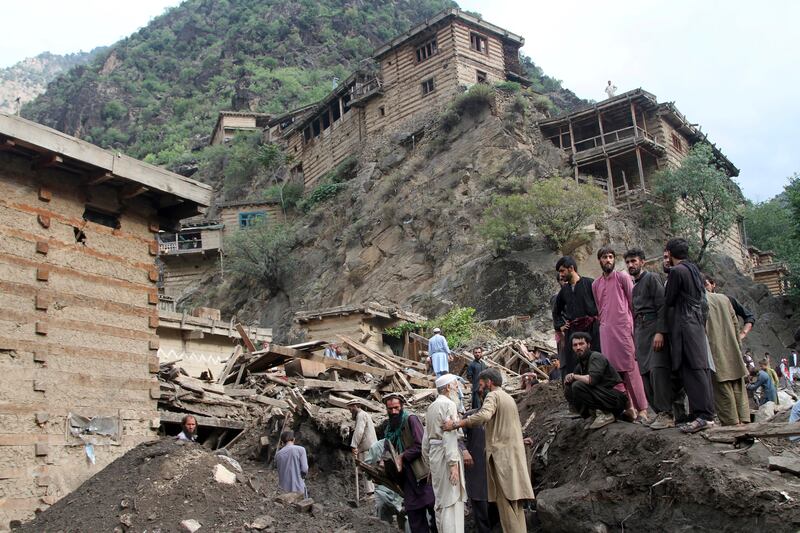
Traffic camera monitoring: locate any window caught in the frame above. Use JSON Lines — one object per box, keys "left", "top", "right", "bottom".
{"left": 83, "top": 207, "right": 120, "bottom": 229}
{"left": 671, "top": 132, "right": 683, "bottom": 152}
{"left": 312, "top": 119, "right": 321, "bottom": 137}
{"left": 476, "top": 70, "right": 487, "bottom": 83}
{"left": 342, "top": 93, "right": 351, "bottom": 113}
{"left": 303, "top": 127, "right": 311, "bottom": 142}
{"left": 321, "top": 112, "right": 331, "bottom": 130}
{"left": 379, "top": 106, "right": 386, "bottom": 117}
{"left": 415, "top": 38, "right": 438, "bottom": 63}
{"left": 331, "top": 102, "right": 341, "bottom": 122}
{"left": 239, "top": 211, "right": 266, "bottom": 228}
{"left": 421, "top": 78, "right": 435, "bottom": 96}
{"left": 470, "top": 32, "right": 488, "bottom": 54}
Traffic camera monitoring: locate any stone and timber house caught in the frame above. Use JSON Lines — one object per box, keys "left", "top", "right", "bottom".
{"left": 0, "top": 112, "right": 211, "bottom": 527}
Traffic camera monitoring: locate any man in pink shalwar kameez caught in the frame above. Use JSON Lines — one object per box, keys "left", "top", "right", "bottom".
{"left": 592, "top": 247, "right": 649, "bottom": 422}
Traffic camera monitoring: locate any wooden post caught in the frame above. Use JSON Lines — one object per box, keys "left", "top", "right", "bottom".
{"left": 630, "top": 101, "right": 638, "bottom": 139}
{"left": 636, "top": 146, "right": 646, "bottom": 191}
{"left": 568, "top": 119, "right": 578, "bottom": 182}
{"left": 597, "top": 112, "right": 606, "bottom": 148}
{"left": 641, "top": 111, "right": 648, "bottom": 136}
{"left": 605, "top": 157, "right": 614, "bottom": 206}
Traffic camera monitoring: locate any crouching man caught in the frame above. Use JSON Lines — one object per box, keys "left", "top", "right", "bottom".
{"left": 564, "top": 332, "right": 628, "bottom": 429}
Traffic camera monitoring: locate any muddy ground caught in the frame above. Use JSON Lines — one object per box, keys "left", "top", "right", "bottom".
{"left": 18, "top": 383, "right": 800, "bottom": 532}
{"left": 17, "top": 435, "right": 396, "bottom": 533}
{"left": 521, "top": 383, "right": 800, "bottom": 532}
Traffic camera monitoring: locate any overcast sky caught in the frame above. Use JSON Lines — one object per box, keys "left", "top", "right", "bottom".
{"left": 4, "top": 0, "right": 798, "bottom": 201}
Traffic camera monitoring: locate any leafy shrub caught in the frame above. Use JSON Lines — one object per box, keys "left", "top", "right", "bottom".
{"left": 298, "top": 182, "right": 346, "bottom": 212}
{"left": 532, "top": 94, "right": 556, "bottom": 114}
{"left": 225, "top": 221, "right": 296, "bottom": 294}
{"left": 102, "top": 100, "right": 127, "bottom": 121}
{"left": 479, "top": 178, "right": 606, "bottom": 252}
{"left": 494, "top": 81, "right": 521, "bottom": 93}
{"left": 384, "top": 306, "right": 481, "bottom": 349}
{"left": 439, "top": 108, "right": 461, "bottom": 132}
{"left": 264, "top": 181, "right": 304, "bottom": 212}
{"left": 453, "top": 83, "right": 494, "bottom": 117}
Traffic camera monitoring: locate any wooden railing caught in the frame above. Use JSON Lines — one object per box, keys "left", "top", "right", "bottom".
{"left": 158, "top": 295, "right": 176, "bottom": 313}
{"left": 573, "top": 126, "right": 658, "bottom": 152}
{"left": 351, "top": 77, "right": 383, "bottom": 102}
{"left": 158, "top": 234, "right": 203, "bottom": 254}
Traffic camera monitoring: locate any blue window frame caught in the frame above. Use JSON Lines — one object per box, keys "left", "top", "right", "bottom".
{"left": 239, "top": 211, "right": 266, "bottom": 228}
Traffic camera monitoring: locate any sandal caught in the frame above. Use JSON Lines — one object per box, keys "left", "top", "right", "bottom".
{"left": 680, "top": 418, "right": 714, "bottom": 434}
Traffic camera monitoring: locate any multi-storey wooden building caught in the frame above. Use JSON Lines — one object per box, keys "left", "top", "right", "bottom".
{"left": 279, "top": 8, "right": 527, "bottom": 190}
{"left": 538, "top": 88, "right": 748, "bottom": 269}
{"left": 0, "top": 112, "right": 211, "bottom": 527}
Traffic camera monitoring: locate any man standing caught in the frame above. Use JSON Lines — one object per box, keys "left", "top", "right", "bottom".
{"left": 176, "top": 415, "right": 198, "bottom": 442}
{"left": 348, "top": 399, "right": 377, "bottom": 498}
{"left": 382, "top": 394, "right": 436, "bottom": 533}
{"left": 663, "top": 238, "right": 715, "bottom": 433}
{"left": 422, "top": 374, "right": 467, "bottom": 533}
{"left": 624, "top": 248, "right": 676, "bottom": 429}
{"left": 462, "top": 413, "right": 494, "bottom": 533}
{"left": 466, "top": 347, "right": 488, "bottom": 409}
{"left": 703, "top": 275, "right": 756, "bottom": 342}
{"left": 275, "top": 430, "right": 309, "bottom": 495}
{"left": 705, "top": 291, "right": 750, "bottom": 426}
{"left": 605, "top": 80, "right": 618, "bottom": 99}
{"left": 442, "top": 368, "right": 534, "bottom": 533}
{"left": 563, "top": 332, "right": 628, "bottom": 429}
{"left": 428, "top": 328, "right": 452, "bottom": 377}
{"left": 592, "top": 247, "right": 648, "bottom": 421}
{"left": 553, "top": 256, "right": 600, "bottom": 377}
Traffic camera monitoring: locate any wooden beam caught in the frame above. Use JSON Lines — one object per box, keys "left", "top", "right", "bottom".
{"left": 635, "top": 146, "right": 646, "bottom": 191}
{"left": 158, "top": 410, "right": 245, "bottom": 430}
{"left": 32, "top": 153, "right": 63, "bottom": 171}
{"left": 706, "top": 422, "right": 800, "bottom": 440}
{"left": 296, "top": 378, "right": 375, "bottom": 392}
{"left": 87, "top": 171, "right": 115, "bottom": 186}
{"left": 120, "top": 184, "right": 148, "bottom": 200}
{"left": 236, "top": 323, "right": 258, "bottom": 352}
{"left": 605, "top": 157, "right": 614, "bottom": 206}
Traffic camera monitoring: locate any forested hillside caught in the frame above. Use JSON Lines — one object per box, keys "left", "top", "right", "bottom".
{"left": 22, "top": 0, "right": 575, "bottom": 172}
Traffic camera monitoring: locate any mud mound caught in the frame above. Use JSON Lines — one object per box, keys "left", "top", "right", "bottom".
{"left": 521, "top": 383, "right": 800, "bottom": 532}
{"left": 19, "top": 439, "right": 394, "bottom": 533}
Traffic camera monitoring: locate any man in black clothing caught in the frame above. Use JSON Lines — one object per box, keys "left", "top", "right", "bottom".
{"left": 553, "top": 256, "right": 600, "bottom": 377}
{"left": 663, "top": 238, "right": 715, "bottom": 433}
{"left": 703, "top": 274, "right": 756, "bottom": 341}
{"left": 466, "top": 346, "right": 489, "bottom": 409}
{"left": 564, "top": 332, "right": 627, "bottom": 430}
{"left": 625, "top": 248, "right": 677, "bottom": 430}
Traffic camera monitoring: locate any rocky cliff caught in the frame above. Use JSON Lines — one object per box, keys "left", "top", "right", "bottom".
{"left": 0, "top": 50, "right": 102, "bottom": 114}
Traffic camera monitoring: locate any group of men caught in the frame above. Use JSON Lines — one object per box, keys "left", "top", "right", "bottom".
{"left": 555, "top": 237, "right": 760, "bottom": 433}
{"left": 380, "top": 368, "right": 534, "bottom": 533}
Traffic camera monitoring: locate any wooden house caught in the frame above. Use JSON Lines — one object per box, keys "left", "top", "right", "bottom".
{"left": 538, "top": 88, "right": 748, "bottom": 269}
{"left": 218, "top": 199, "right": 284, "bottom": 240}
{"left": 210, "top": 111, "right": 271, "bottom": 146}
{"left": 156, "top": 220, "right": 223, "bottom": 300}
{"left": 748, "top": 247, "right": 790, "bottom": 296}
{"left": 0, "top": 112, "right": 212, "bottom": 526}
{"left": 294, "top": 302, "right": 426, "bottom": 356}
{"left": 281, "top": 8, "right": 527, "bottom": 190}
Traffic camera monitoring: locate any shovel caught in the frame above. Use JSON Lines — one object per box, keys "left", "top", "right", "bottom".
{"left": 348, "top": 464, "right": 360, "bottom": 508}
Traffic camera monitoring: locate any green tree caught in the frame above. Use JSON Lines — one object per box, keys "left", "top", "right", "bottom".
{"left": 653, "top": 143, "right": 741, "bottom": 263}
{"left": 225, "top": 221, "right": 296, "bottom": 294}
{"left": 479, "top": 178, "right": 606, "bottom": 252}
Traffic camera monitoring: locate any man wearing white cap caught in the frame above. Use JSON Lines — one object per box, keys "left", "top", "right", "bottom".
{"left": 422, "top": 373, "right": 467, "bottom": 532}
{"left": 348, "top": 399, "right": 377, "bottom": 497}
{"left": 427, "top": 328, "right": 452, "bottom": 377}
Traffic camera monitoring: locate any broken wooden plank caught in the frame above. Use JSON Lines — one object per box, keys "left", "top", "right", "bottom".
{"left": 337, "top": 392, "right": 385, "bottom": 412}
{"left": 408, "top": 332, "right": 429, "bottom": 347}
{"left": 217, "top": 345, "right": 243, "bottom": 384}
{"left": 236, "top": 323, "right": 258, "bottom": 353}
{"left": 285, "top": 358, "right": 327, "bottom": 378}
{"left": 158, "top": 410, "right": 245, "bottom": 430}
{"left": 251, "top": 395, "right": 290, "bottom": 409}
{"left": 224, "top": 388, "right": 257, "bottom": 397}
{"left": 296, "top": 378, "right": 375, "bottom": 392}
{"left": 338, "top": 335, "right": 400, "bottom": 371}
{"left": 768, "top": 456, "right": 800, "bottom": 477}
{"left": 706, "top": 422, "right": 800, "bottom": 440}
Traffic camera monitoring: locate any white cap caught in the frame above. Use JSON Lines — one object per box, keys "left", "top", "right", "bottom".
{"left": 433, "top": 327, "right": 442, "bottom": 333}
{"left": 435, "top": 373, "right": 458, "bottom": 388}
